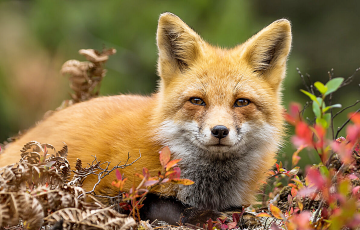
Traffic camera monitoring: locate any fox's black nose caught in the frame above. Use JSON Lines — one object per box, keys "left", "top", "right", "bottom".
{"left": 211, "top": 125, "right": 229, "bottom": 139}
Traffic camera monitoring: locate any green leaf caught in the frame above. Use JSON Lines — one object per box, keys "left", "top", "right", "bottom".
{"left": 300, "top": 89, "right": 317, "bottom": 102}
{"left": 314, "top": 81, "right": 328, "bottom": 94}
{"left": 324, "top": 113, "right": 331, "bottom": 125}
{"left": 324, "top": 78, "right": 344, "bottom": 96}
{"left": 316, "top": 97, "right": 324, "bottom": 107}
{"left": 312, "top": 101, "right": 321, "bottom": 117}
{"left": 319, "top": 165, "right": 329, "bottom": 178}
{"left": 316, "top": 117, "right": 328, "bottom": 128}
{"left": 323, "top": 104, "right": 342, "bottom": 113}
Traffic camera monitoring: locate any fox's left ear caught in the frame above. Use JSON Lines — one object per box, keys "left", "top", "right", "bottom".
{"left": 240, "top": 19, "right": 292, "bottom": 88}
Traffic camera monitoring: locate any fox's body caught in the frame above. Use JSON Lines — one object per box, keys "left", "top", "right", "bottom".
{"left": 0, "top": 13, "right": 292, "bottom": 223}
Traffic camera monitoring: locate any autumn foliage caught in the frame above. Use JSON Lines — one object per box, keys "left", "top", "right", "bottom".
{"left": 257, "top": 73, "right": 360, "bottom": 230}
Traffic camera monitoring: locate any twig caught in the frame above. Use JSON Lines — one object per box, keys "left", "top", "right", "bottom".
{"left": 335, "top": 108, "right": 360, "bottom": 139}
{"left": 297, "top": 68, "right": 311, "bottom": 93}
{"left": 339, "top": 67, "right": 360, "bottom": 88}
{"left": 306, "top": 73, "right": 316, "bottom": 96}
{"left": 77, "top": 152, "right": 141, "bottom": 199}
{"left": 300, "top": 102, "right": 310, "bottom": 117}
{"left": 328, "top": 70, "right": 335, "bottom": 140}
{"left": 333, "top": 100, "right": 360, "bottom": 119}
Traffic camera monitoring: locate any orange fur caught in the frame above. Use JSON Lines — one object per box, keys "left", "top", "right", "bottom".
{"left": 0, "top": 13, "right": 292, "bottom": 210}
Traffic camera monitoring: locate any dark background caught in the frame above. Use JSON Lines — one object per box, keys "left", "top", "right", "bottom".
{"left": 0, "top": 0, "right": 359, "bottom": 168}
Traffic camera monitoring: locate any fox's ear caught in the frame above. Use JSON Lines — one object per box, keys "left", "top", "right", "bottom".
{"left": 241, "top": 19, "right": 292, "bottom": 88}
{"left": 157, "top": 13, "right": 203, "bottom": 82}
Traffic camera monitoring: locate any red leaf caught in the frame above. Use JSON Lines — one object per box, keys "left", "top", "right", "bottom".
{"left": 346, "top": 124, "right": 360, "bottom": 143}
{"left": 165, "top": 167, "right": 181, "bottom": 179}
{"left": 112, "top": 181, "right": 120, "bottom": 188}
{"left": 297, "top": 186, "right": 317, "bottom": 197}
{"left": 142, "top": 167, "right": 150, "bottom": 179}
{"left": 144, "top": 180, "right": 159, "bottom": 187}
{"left": 172, "top": 167, "right": 181, "bottom": 179}
{"left": 220, "top": 224, "right": 228, "bottom": 230}
{"left": 115, "top": 169, "right": 122, "bottom": 181}
{"left": 135, "top": 173, "right": 144, "bottom": 179}
{"left": 289, "top": 211, "right": 312, "bottom": 229}
{"left": 306, "top": 167, "right": 325, "bottom": 189}
{"left": 293, "top": 121, "right": 312, "bottom": 147}
{"left": 314, "top": 125, "right": 326, "bottom": 140}
{"left": 165, "top": 159, "right": 181, "bottom": 171}
{"left": 270, "top": 222, "right": 282, "bottom": 230}
{"left": 348, "top": 174, "right": 358, "bottom": 180}
{"left": 349, "top": 112, "right": 360, "bottom": 125}
{"left": 290, "top": 103, "right": 301, "bottom": 117}
{"left": 159, "top": 146, "right": 171, "bottom": 167}
{"left": 275, "top": 163, "right": 279, "bottom": 171}
{"left": 160, "top": 178, "right": 169, "bottom": 183}
{"left": 288, "top": 194, "right": 292, "bottom": 205}
{"left": 206, "top": 218, "right": 213, "bottom": 230}
{"left": 217, "top": 217, "right": 227, "bottom": 224}
{"left": 352, "top": 186, "right": 360, "bottom": 196}
{"left": 284, "top": 103, "right": 302, "bottom": 125}
{"left": 284, "top": 113, "right": 296, "bottom": 125}
{"left": 292, "top": 146, "right": 303, "bottom": 166}
{"left": 227, "top": 222, "right": 237, "bottom": 229}
{"left": 232, "top": 212, "right": 242, "bottom": 223}
{"left": 332, "top": 140, "right": 353, "bottom": 165}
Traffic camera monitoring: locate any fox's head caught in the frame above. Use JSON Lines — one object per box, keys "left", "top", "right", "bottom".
{"left": 154, "top": 13, "right": 292, "bottom": 161}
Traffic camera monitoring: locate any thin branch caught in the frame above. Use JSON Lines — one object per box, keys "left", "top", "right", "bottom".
{"left": 297, "top": 68, "right": 311, "bottom": 93}
{"left": 328, "top": 70, "right": 335, "bottom": 140}
{"left": 333, "top": 100, "right": 360, "bottom": 119}
{"left": 339, "top": 67, "right": 360, "bottom": 88}
{"left": 300, "top": 102, "right": 310, "bottom": 117}
{"left": 335, "top": 108, "right": 360, "bottom": 139}
{"left": 77, "top": 152, "right": 141, "bottom": 199}
{"left": 306, "top": 73, "right": 316, "bottom": 96}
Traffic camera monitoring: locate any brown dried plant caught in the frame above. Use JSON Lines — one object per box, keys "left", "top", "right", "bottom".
{"left": 61, "top": 48, "right": 116, "bottom": 104}
{"left": 0, "top": 141, "right": 136, "bottom": 230}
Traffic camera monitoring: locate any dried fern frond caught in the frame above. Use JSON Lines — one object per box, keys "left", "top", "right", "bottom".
{"left": 0, "top": 141, "right": 137, "bottom": 230}
{"left": 44, "top": 207, "right": 136, "bottom": 230}
{"left": 0, "top": 192, "right": 44, "bottom": 230}
{"left": 61, "top": 48, "right": 116, "bottom": 103}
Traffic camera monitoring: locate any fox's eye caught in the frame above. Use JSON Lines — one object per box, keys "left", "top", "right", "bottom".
{"left": 190, "top": 97, "right": 206, "bottom": 106}
{"left": 234, "top": 98, "right": 250, "bottom": 107}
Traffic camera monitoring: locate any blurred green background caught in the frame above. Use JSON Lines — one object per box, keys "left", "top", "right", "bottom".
{"left": 0, "top": 0, "right": 359, "bottom": 169}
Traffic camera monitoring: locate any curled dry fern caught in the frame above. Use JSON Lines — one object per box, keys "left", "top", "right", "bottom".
{"left": 0, "top": 141, "right": 136, "bottom": 230}
{"left": 0, "top": 192, "right": 44, "bottom": 230}
{"left": 44, "top": 207, "right": 136, "bottom": 230}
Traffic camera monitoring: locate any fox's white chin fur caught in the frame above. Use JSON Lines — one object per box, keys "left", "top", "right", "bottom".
{"left": 156, "top": 119, "right": 280, "bottom": 210}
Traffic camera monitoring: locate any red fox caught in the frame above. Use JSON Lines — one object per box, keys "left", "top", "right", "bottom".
{"left": 0, "top": 13, "right": 291, "bottom": 224}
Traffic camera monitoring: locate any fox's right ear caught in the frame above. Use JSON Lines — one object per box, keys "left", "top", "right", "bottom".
{"left": 157, "top": 13, "right": 203, "bottom": 83}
